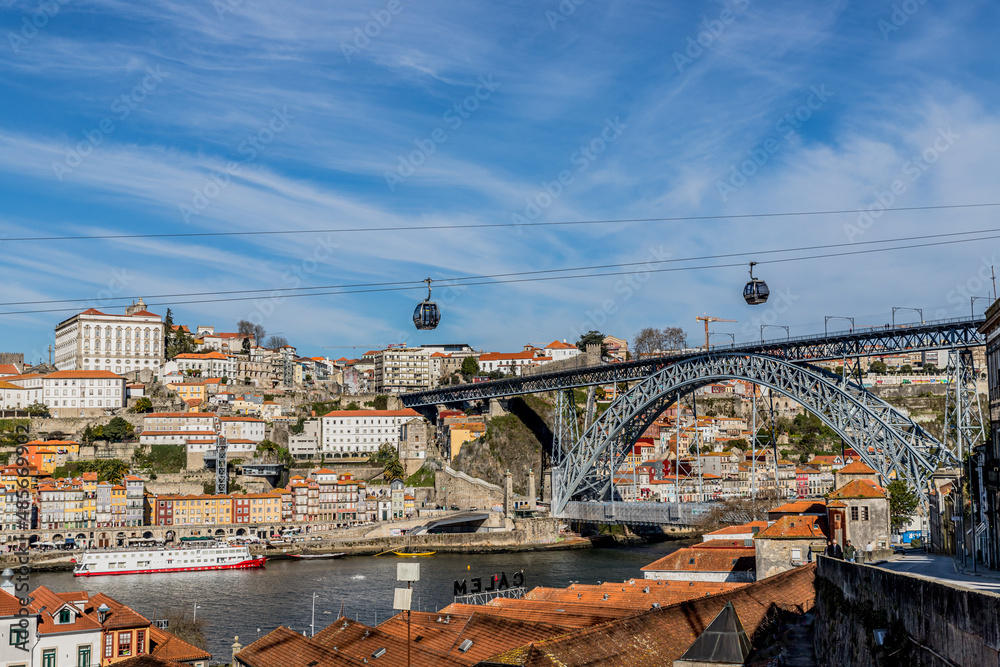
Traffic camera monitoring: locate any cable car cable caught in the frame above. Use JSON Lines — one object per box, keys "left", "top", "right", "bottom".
{"left": 2, "top": 225, "right": 998, "bottom": 307}
{"left": 0, "top": 202, "right": 998, "bottom": 243}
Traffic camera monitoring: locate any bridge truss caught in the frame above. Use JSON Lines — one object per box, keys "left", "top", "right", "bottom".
{"left": 551, "top": 353, "right": 958, "bottom": 515}
{"left": 401, "top": 316, "right": 984, "bottom": 519}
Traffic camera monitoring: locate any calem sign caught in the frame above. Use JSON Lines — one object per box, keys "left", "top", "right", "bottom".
{"left": 454, "top": 571, "right": 524, "bottom": 596}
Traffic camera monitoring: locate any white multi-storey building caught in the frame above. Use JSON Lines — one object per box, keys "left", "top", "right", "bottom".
{"left": 140, "top": 412, "right": 220, "bottom": 447}
{"left": 321, "top": 409, "right": 422, "bottom": 455}
{"left": 41, "top": 370, "right": 126, "bottom": 417}
{"left": 374, "top": 347, "right": 432, "bottom": 393}
{"left": 544, "top": 339, "right": 582, "bottom": 362}
{"left": 173, "top": 351, "right": 238, "bottom": 378}
{"left": 54, "top": 299, "right": 164, "bottom": 374}
{"left": 220, "top": 416, "right": 266, "bottom": 442}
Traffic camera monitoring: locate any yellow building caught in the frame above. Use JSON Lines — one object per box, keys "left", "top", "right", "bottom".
{"left": 246, "top": 492, "right": 283, "bottom": 523}
{"left": 448, "top": 422, "right": 486, "bottom": 460}
{"left": 167, "top": 381, "right": 209, "bottom": 405}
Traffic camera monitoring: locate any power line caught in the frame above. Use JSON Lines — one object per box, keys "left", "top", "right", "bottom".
{"left": 2, "top": 201, "right": 998, "bottom": 243}
{"left": 2, "top": 225, "right": 997, "bottom": 307}
{"left": 1, "top": 229, "right": 997, "bottom": 316}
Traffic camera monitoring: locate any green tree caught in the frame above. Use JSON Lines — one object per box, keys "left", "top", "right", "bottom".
{"left": 345, "top": 401, "right": 360, "bottom": 411}
{"left": 869, "top": 360, "right": 888, "bottom": 374}
{"left": 384, "top": 457, "right": 405, "bottom": 482}
{"left": 887, "top": 479, "right": 920, "bottom": 533}
{"left": 83, "top": 424, "right": 103, "bottom": 443}
{"left": 373, "top": 395, "right": 389, "bottom": 410}
{"left": 367, "top": 442, "right": 398, "bottom": 466}
{"left": 460, "top": 356, "right": 480, "bottom": 377}
{"left": 923, "top": 363, "right": 938, "bottom": 375}
{"left": 575, "top": 331, "right": 607, "bottom": 355}
{"left": 130, "top": 397, "right": 153, "bottom": 413}
{"left": 102, "top": 417, "right": 135, "bottom": 443}
{"left": 290, "top": 417, "right": 306, "bottom": 435}
{"left": 900, "top": 364, "right": 913, "bottom": 374}
{"left": 26, "top": 402, "right": 50, "bottom": 417}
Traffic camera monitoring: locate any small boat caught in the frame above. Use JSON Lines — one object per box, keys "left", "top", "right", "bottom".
{"left": 289, "top": 552, "right": 346, "bottom": 560}
{"left": 392, "top": 550, "right": 436, "bottom": 557}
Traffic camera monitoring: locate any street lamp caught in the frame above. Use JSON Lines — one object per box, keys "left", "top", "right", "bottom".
{"left": 709, "top": 332, "right": 735, "bottom": 349}
{"left": 310, "top": 591, "right": 319, "bottom": 637}
{"left": 193, "top": 604, "right": 201, "bottom": 623}
{"left": 891, "top": 307, "right": 923, "bottom": 328}
{"left": 760, "top": 325, "right": 789, "bottom": 343}
{"left": 824, "top": 316, "right": 854, "bottom": 336}
{"left": 971, "top": 296, "right": 991, "bottom": 318}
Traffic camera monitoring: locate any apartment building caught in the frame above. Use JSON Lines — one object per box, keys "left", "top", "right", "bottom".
{"left": 173, "top": 351, "right": 238, "bottom": 378}
{"left": 374, "top": 347, "right": 432, "bottom": 393}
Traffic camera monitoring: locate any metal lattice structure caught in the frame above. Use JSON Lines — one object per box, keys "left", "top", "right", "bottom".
{"left": 215, "top": 438, "right": 228, "bottom": 495}
{"left": 550, "top": 353, "right": 958, "bottom": 515}
{"left": 943, "top": 349, "right": 986, "bottom": 460}
{"left": 402, "top": 316, "right": 984, "bottom": 408}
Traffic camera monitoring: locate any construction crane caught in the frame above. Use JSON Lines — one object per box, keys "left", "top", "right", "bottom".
{"left": 695, "top": 315, "right": 737, "bottom": 350}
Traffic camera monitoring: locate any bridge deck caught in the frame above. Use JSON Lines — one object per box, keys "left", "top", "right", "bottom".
{"left": 403, "top": 315, "right": 983, "bottom": 407}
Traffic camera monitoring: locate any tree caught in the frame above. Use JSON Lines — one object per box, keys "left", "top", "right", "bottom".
{"left": 164, "top": 312, "right": 196, "bottom": 358}
{"left": 887, "top": 479, "right": 919, "bottom": 533}
{"left": 869, "top": 360, "right": 888, "bottom": 374}
{"left": 384, "top": 457, "right": 405, "bottom": 482}
{"left": 25, "top": 402, "right": 50, "bottom": 417}
{"left": 662, "top": 326, "right": 687, "bottom": 350}
{"left": 130, "top": 397, "right": 153, "bottom": 413}
{"left": 102, "top": 417, "right": 135, "bottom": 443}
{"left": 923, "top": 363, "right": 938, "bottom": 375}
{"left": 75, "top": 459, "right": 130, "bottom": 484}
{"left": 576, "top": 331, "right": 607, "bottom": 356}
{"left": 373, "top": 395, "right": 389, "bottom": 410}
{"left": 367, "top": 442, "right": 398, "bottom": 466}
{"left": 460, "top": 356, "right": 480, "bottom": 377}
{"left": 237, "top": 320, "right": 266, "bottom": 346}
{"left": 633, "top": 327, "right": 666, "bottom": 358}
{"left": 264, "top": 335, "right": 288, "bottom": 350}
{"left": 900, "top": 364, "right": 913, "bottom": 375}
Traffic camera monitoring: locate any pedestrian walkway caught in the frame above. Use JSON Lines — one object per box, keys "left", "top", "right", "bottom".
{"left": 879, "top": 553, "right": 1000, "bottom": 594}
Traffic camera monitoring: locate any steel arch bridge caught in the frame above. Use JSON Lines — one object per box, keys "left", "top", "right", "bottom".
{"left": 550, "top": 352, "right": 955, "bottom": 515}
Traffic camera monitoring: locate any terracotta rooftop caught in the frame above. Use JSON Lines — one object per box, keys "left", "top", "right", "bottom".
{"left": 485, "top": 564, "right": 816, "bottom": 666}
{"left": 768, "top": 501, "right": 828, "bottom": 515}
{"left": 755, "top": 515, "right": 829, "bottom": 540}
{"left": 111, "top": 656, "right": 189, "bottom": 667}
{"left": 828, "top": 479, "right": 887, "bottom": 499}
{"left": 640, "top": 547, "right": 755, "bottom": 574}
{"left": 703, "top": 521, "right": 769, "bottom": 537}
{"left": 149, "top": 624, "right": 212, "bottom": 663}
{"left": 836, "top": 461, "right": 879, "bottom": 475}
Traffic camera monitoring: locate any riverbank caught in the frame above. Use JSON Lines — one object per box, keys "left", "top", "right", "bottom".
{"left": 1, "top": 530, "right": 594, "bottom": 572}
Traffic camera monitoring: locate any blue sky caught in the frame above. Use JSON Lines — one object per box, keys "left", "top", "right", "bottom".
{"left": 1, "top": 0, "right": 999, "bottom": 363}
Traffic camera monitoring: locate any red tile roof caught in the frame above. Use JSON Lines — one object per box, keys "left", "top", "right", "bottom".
{"left": 755, "top": 515, "right": 828, "bottom": 540}
{"left": 149, "top": 624, "right": 212, "bottom": 663}
{"left": 640, "top": 547, "right": 755, "bottom": 573}
{"left": 45, "top": 370, "right": 124, "bottom": 379}
{"left": 828, "top": 479, "right": 887, "bottom": 499}
{"left": 322, "top": 409, "right": 420, "bottom": 418}
{"left": 769, "top": 501, "right": 828, "bottom": 515}
{"left": 837, "top": 461, "right": 878, "bottom": 475}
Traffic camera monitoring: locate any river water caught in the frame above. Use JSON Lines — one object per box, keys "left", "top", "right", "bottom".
{"left": 31, "top": 540, "right": 693, "bottom": 663}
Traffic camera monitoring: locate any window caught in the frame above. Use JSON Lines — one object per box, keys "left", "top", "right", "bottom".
{"left": 41, "top": 649, "right": 56, "bottom": 667}
{"left": 862, "top": 506, "right": 870, "bottom": 521}
{"left": 105, "top": 634, "right": 114, "bottom": 658}
{"left": 9, "top": 627, "right": 28, "bottom": 645}
{"left": 59, "top": 608, "right": 71, "bottom": 623}
{"left": 850, "top": 506, "right": 859, "bottom": 521}
{"left": 137, "top": 629, "right": 145, "bottom": 654}
{"left": 78, "top": 645, "right": 92, "bottom": 667}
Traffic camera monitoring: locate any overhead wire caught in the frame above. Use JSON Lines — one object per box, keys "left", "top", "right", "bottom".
{"left": 1, "top": 225, "right": 998, "bottom": 307}
{"left": 1, "top": 227, "right": 998, "bottom": 316}
{"left": 0, "top": 201, "right": 998, "bottom": 242}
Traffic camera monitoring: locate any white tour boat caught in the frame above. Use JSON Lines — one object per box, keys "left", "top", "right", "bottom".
{"left": 73, "top": 544, "right": 266, "bottom": 577}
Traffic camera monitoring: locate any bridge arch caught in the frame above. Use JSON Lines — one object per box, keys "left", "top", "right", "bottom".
{"left": 553, "top": 353, "right": 955, "bottom": 514}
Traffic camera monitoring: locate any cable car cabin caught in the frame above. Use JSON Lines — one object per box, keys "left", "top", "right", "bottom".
{"left": 413, "top": 277, "right": 441, "bottom": 330}
{"left": 413, "top": 301, "right": 440, "bottom": 330}
{"left": 743, "top": 279, "right": 769, "bottom": 305}
{"left": 743, "top": 262, "right": 769, "bottom": 305}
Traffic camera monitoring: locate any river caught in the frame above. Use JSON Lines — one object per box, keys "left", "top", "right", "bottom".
{"left": 30, "top": 539, "right": 694, "bottom": 663}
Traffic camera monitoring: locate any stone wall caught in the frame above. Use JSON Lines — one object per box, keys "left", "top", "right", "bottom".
{"left": 435, "top": 465, "right": 504, "bottom": 509}
{"left": 814, "top": 556, "right": 1000, "bottom": 666}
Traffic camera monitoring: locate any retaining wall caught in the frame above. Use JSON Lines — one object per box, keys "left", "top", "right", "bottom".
{"left": 814, "top": 556, "right": 1000, "bottom": 666}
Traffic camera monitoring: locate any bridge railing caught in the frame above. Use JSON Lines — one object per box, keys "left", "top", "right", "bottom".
{"left": 558, "top": 500, "right": 715, "bottom": 525}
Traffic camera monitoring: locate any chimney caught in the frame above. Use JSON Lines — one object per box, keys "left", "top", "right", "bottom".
{"left": 527, "top": 469, "right": 536, "bottom": 511}
{"left": 97, "top": 603, "right": 110, "bottom": 623}
{"left": 0, "top": 568, "right": 14, "bottom": 595}
{"left": 232, "top": 636, "right": 242, "bottom": 664}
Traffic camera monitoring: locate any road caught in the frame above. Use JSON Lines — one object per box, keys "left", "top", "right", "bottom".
{"left": 877, "top": 553, "right": 1000, "bottom": 595}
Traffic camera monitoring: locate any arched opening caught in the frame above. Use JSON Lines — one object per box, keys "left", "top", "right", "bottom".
{"left": 143, "top": 531, "right": 153, "bottom": 539}
{"left": 164, "top": 531, "right": 176, "bottom": 542}
{"left": 214, "top": 529, "right": 226, "bottom": 537}
{"left": 236, "top": 528, "right": 247, "bottom": 536}
{"left": 98, "top": 532, "right": 110, "bottom": 548}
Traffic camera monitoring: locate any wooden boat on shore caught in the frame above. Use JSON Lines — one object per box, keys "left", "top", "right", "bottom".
{"left": 391, "top": 550, "right": 436, "bottom": 557}
{"left": 289, "top": 552, "right": 346, "bottom": 560}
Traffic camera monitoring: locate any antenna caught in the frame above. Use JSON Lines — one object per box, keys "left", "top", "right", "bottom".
{"left": 992, "top": 265, "right": 997, "bottom": 300}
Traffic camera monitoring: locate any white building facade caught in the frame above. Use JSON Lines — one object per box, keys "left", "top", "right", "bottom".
{"left": 321, "top": 409, "right": 423, "bottom": 455}
{"left": 41, "top": 371, "right": 126, "bottom": 418}
{"left": 54, "top": 299, "right": 164, "bottom": 374}
{"left": 374, "top": 348, "right": 432, "bottom": 393}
